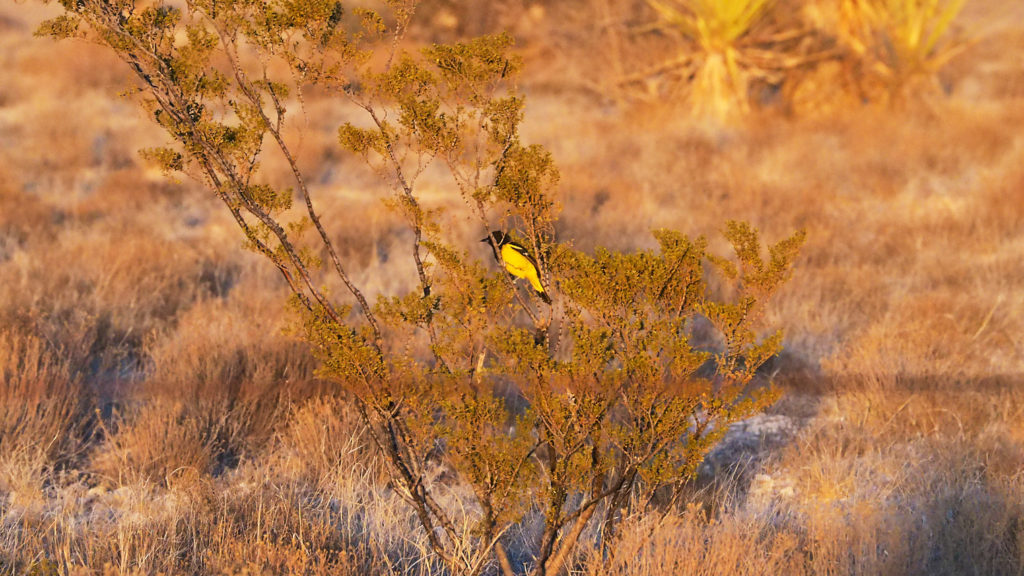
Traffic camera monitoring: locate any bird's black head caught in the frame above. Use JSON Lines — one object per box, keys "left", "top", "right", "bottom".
{"left": 481, "top": 230, "right": 508, "bottom": 246}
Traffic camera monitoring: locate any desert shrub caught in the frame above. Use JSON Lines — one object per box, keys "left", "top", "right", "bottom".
{"left": 0, "top": 330, "right": 93, "bottom": 510}
{"left": 90, "top": 300, "right": 318, "bottom": 485}
{"left": 0, "top": 331, "right": 92, "bottom": 462}
{"left": 836, "top": 0, "right": 968, "bottom": 103}
{"left": 0, "top": 174, "right": 58, "bottom": 261}
{"left": 275, "top": 395, "right": 368, "bottom": 483}
{"left": 144, "top": 299, "right": 318, "bottom": 432}
{"left": 37, "top": 2, "right": 803, "bottom": 575}
{"left": 0, "top": 221, "right": 236, "bottom": 386}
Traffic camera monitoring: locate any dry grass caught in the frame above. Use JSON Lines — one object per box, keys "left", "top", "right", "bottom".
{"left": 1, "top": 0, "right": 1024, "bottom": 574}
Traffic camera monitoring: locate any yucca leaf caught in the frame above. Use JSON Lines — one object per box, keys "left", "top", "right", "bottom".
{"left": 923, "top": 0, "right": 966, "bottom": 55}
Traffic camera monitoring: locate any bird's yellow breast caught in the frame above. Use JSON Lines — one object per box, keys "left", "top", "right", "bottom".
{"left": 500, "top": 244, "right": 538, "bottom": 278}
{"left": 500, "top": 243, "right": 546, "bottom": 295}
{"left": 497, "top": 242, "right": 532, "bottom": 274}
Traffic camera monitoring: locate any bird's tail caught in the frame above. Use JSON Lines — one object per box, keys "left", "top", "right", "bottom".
{"left": 526, "top": 273, "right": 553, "bottom": 305}
{"left": 536, "top": 289, "right": 552, "bottom": 305}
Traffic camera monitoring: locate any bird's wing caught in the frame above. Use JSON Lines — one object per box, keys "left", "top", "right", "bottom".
{"left": 503, "top": 241, "right": 540, "bottom": 270}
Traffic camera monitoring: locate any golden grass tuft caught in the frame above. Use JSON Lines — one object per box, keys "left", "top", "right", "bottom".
{"left": 0, "top": 331, "right": 91, "bottom": 511}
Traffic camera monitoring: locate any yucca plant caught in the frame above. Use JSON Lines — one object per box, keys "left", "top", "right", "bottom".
{"left": 646, "top": 0, "right": 774, "bottom": 119}
{"left": 838, "top": 0, "right": 968, "bottom": 102}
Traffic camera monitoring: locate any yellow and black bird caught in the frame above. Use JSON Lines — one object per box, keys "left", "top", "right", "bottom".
{"left": 482, "top": 231, "right": 552, "bottom": 304}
